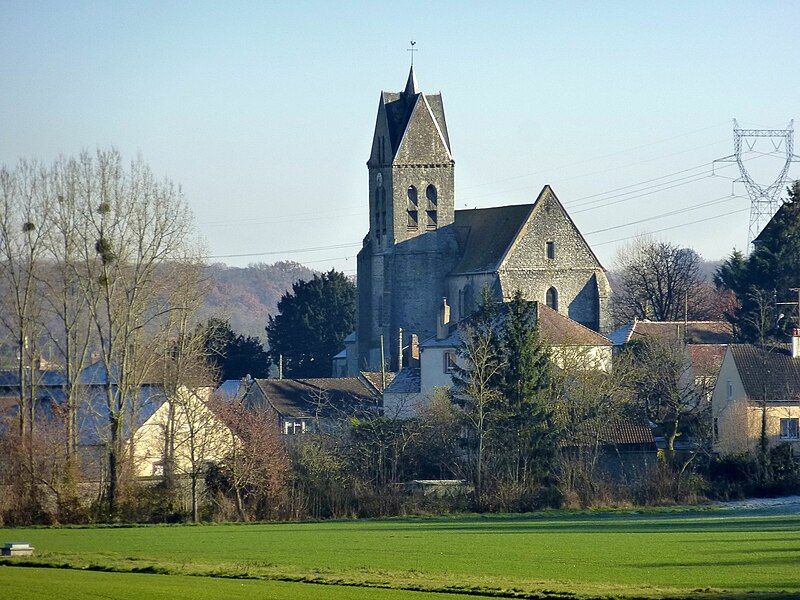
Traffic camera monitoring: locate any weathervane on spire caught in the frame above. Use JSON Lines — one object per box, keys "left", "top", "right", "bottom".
{"left": 407, "top": 41, "right": 418, "bottom": 66}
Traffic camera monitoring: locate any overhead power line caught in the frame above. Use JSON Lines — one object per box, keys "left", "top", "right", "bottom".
{"left": 591, "top": 207, "right": 751, "bottom": 247}
{"left": 206, "top": 242, "right": 361, "bottom": 260}
{"left": 460, "top": 121, "right": 730, "bottom": 192}
{"left": 583, "top": 194, "right": 742, "bottom": 235}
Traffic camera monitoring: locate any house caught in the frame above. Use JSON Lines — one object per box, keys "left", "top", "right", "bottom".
{"left": 383, "top": 299, "right": 613, "bottom": 419}
{"left": 241, "top": 377, "right": 380, "bottom": 435}
{"left": 609, "top": 319, "right": 732, "bottom": 398}
{"left": 131, "top": 386, "right": 235, "bottom": 479}
{"left": 712, "top": 337, "right": 800, "bottom": 456}
{"left": 0, "top": 361, "right": 218, "bottom": 482}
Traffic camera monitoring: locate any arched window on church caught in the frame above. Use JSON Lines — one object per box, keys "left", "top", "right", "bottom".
{"left": 426, "top": 184, "right": 437, "bottom": 207}
{"left": 380, "top": 188, "right": 387, "bottom": 236}
{"left": 407, "top": 185, "right": 418, "bottom": 206}
{"left": 374, "top": 188, "right": 381, "bottom": 234}
{"left": 546, "top": 287, "right": 558, "bottom": 311}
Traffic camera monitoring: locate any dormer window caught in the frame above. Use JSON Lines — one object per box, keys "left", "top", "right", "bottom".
{"left": 546, "top": 241, "right": 555, "bottom": 260}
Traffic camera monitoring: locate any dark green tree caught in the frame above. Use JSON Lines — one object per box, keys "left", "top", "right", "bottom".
{"left": 201, "top": 318, "right": 270, "bottom": 381}
{"left": 266, "top": 270, "right": 356, "bottom": 378}
{"left": 716, "top": 181, "right": 800, "bottom": 341}
{"left": 493, "top": 291, "right": 556, "bottom": 492}
{"left": 451, "top": 289, "right": 556, "bottom": 507}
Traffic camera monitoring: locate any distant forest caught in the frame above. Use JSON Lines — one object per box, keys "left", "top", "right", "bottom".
{"left": 198, "top": 261, "right": 319, "bottom": 344}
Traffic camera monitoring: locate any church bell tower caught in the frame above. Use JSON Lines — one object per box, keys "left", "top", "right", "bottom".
{"left": 355, "top": 66, "right": 456, "bottom": 372}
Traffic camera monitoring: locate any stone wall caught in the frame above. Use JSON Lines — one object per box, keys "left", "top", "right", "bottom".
{"left": 500, "top": 191, "right": 611, "bottom": 331}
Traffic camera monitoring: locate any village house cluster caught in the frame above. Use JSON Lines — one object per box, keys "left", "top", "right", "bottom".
{"left": 1, "top": 67, "right": 798, "bottom": 516}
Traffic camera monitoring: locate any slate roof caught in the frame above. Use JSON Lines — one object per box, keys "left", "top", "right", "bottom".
{"left": 249, "top": 378, "right": 379, "bottom": 419}
{"left": 451, "top": 204, "right": 533, "bottom": 274}
{"left": 383, "top": 368, "right": 421, "bottom": 394}
{"left": 216, "top": 379, "right": 248, "bottom": 400}
{"left": 0, "top": 369, "right": 66, "bottom": 388}
{"left": 610, "top": 319, "right": 735, "bottom": 346}
{"left": 381, "top": 67, "right": 451, "bottom": 158}
{"left": 729, "top": 344, "right": 800, "bottom": 403}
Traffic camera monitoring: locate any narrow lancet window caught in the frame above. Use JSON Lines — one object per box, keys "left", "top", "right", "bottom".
{"left": 546, "top": 287, "right": 558, "bottom": 311}
{"left": 426, "top": 184, "right": 437, "bottom": 207}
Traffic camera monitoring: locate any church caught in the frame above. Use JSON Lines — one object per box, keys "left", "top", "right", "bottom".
{"left": 340, "top": 66, "right": 611, "bottom": 375}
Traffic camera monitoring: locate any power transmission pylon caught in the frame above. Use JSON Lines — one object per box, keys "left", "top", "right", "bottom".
{"left": 713, "top": 119, "right": 800, "bottom": 248}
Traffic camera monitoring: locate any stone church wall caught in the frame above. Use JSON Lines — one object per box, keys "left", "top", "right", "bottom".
{"left": 500, "top": 192, "right": 611, "bottom": 331}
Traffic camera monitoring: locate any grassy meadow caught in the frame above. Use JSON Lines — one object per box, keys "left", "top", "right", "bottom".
{"left": 2, "top": 507, "right": 800, "bottom": 599}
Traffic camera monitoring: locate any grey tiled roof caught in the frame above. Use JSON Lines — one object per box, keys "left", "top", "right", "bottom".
{"left": 729, "top": 344, "right": 800, "bottom": 403}
{"left": 247, "top": 378, "right": 379, "bottom": 419}
{"left": 563, "top": 420, "right": 656, "bottom": 448}
{"left": 381, "top": 68, "right": 450, "bottom": 159}
{"left": 451, "top": 204, "right": 533, "bottom": 274}
{"left": 610, "top": 319, "right": 734, "bottom": 346}
{"left": 384, "top": 368, "right": 421, "bottom": 394}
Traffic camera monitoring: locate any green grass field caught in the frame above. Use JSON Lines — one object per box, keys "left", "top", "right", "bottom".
{"left": 2, "top": 507, "right": 800, "bottom": 599}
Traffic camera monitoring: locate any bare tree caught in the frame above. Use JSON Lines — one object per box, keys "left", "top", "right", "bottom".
{"left": 39, "top": 157, "right": 95, "bottom": 468}
{"left": 71, "top": 150, "right": 195, "bottom": 515}
{"left": 618, "top": 336, "right": 706, "bottom": 462}
{"left": 612, "top": 237, "right": 707, "bottom": 325}
{"left": 451, "top": 323, "right": 505, "bottom": 506}
{"left": 210, "top": 399, "right": 289, "bottom": 521}
{"left": 0, "top": 161, "right": 52, "bottom": 443}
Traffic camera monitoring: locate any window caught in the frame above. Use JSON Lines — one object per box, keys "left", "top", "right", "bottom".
{"left": 380, "top": 188, "right": 387, "bottom": 236}
{"left": 546, "top": 287, "right": 558, "bottom": 311}
{"left": 780, "top": 418, "right": 799, "bottom": 440}
{"left": 546, "top": 241, "right": 555, "bottom": 260}
{"left": 284, "top": 420, "right": 306, "bottom": 435}
{"left": 407, "top": 210, "right": 418, "bottom": 229}
{"left": 726, "top": 380, "right": 733, "bottom": 401}
{"left": 713, "top": 418, "right": 719, "bottom": 442}
{"left": 426, "top": 210, "right": 437, "bottom": 230}
{"left": 444, "top": 351, "right": 456, "bottom": 373}
{"left": 407, "top": 185, "right": 418, "bottom": 206}
{"left": 426, "top": 184, "right": 438, "bottom": 207}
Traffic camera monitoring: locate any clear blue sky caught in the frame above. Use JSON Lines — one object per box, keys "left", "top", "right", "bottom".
{"left": 2, "top": 1, "right": 798, "bottom": 272}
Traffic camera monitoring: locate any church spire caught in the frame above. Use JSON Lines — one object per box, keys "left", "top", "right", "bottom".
{"left": 403, "top": 64, "right": 420, "bottom": 96}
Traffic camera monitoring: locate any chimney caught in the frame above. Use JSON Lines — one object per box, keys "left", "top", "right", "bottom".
{"left": 793, "top": 328, "right": 800, "bottom": 359}
{"left": 410, "top": 334, "right": 420, "bottom": 367}
{"left": 437, "top": 298, "right": 451, "bottom": 340}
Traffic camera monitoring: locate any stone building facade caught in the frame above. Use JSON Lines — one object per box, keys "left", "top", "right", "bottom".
{"left": 350, "top": 67, "right": 611, "bottom": 373}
